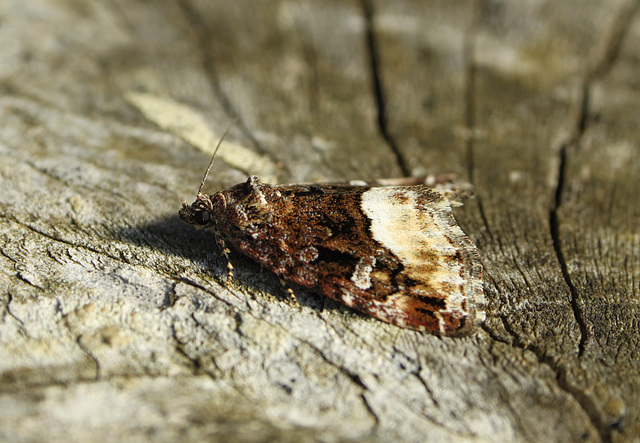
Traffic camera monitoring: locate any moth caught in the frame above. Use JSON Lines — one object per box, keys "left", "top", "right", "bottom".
{"left": 180, "top": 129, "right": 484, "bottom": 336}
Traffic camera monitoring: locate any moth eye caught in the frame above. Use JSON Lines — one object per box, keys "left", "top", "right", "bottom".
{"left": 194, "top": 210, "right": 211, "bottom": 225}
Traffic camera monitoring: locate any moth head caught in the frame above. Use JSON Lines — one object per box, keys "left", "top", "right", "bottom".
{"left": 179, "top": 193, "right": 226, "bottom": 228}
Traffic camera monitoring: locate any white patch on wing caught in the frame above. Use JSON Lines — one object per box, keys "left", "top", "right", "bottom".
{"left": 434, "top": 311, "right": 447, "bottom": 335}
{"left": 351, "top": 257, "right": 375, "bottom": 290}
{"left": 361, "top": 187, "right": 467, "bottom": 314}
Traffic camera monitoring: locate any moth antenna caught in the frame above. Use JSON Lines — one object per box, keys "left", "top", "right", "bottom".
{"left": 197, "top": 116, "right": 238, "bottom": 196}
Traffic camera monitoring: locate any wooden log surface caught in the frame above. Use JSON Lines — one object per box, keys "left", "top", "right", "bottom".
{"left": 1, "top": 0, "right": 639, "bottom": 441}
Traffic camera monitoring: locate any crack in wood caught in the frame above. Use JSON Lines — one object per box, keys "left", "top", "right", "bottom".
{"left": 175, "top": 0, "right": 278, "bottom": 164}
{"left": 545, "top": 2, "right": 640, "bottom": 434}
{"left": 463, "top": 0, "right": 482, "bottom": 184}
{"left": 61, "top": 312, "right": 101, "bottom": 381}
{"left": 549, "top": 142, "right": 589, "bottom": 356}
{"left": 548, "top": 0, "right": 639, "bottom": 364}
{"left": 4, "top": 291, "right": 27, "bottom": 335}
{"left": 360, "top": 0, "right": 411, "bottom": 177}
{"left": 171, "top": 322, "right": 205, "bottom": 374}
{"left": 584, "top": 0, "right": 640, "bottom": 84}
{"left": 485, "top": 325, "right": 603, "bottom": 441}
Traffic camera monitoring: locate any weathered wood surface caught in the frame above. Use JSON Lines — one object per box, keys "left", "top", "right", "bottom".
{"left": 1, "top": 0, "right": 638, "bottom": 442}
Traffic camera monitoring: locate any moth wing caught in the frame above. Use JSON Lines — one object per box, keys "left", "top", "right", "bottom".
{"left": 231, "top": 183, "right": 483, "bottom": 336}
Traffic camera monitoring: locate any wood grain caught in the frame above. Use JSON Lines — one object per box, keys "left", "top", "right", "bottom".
{"left": 0, "top": 1, "right": 638, "bottom": 441}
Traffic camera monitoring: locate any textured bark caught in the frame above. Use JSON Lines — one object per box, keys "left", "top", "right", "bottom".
{"left": 1, "top": 1, "right": 639, "bottom": 442}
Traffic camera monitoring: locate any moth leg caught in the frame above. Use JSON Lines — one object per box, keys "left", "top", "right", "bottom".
{"left": 279, "top": 279, "right": 299, "bottom": 306}
{"left": 217, "top": 238, "right": 234, "bottom": 284}
{"left": 224, "top": 257, "right": 234, "bottom": 285}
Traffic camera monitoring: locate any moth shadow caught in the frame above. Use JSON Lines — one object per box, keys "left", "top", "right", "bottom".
{"left": 117, "top": 214, "right": 222, "bottom": 270}
{"left": 117, "top": 215, "right": 340, "bottom": 314}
